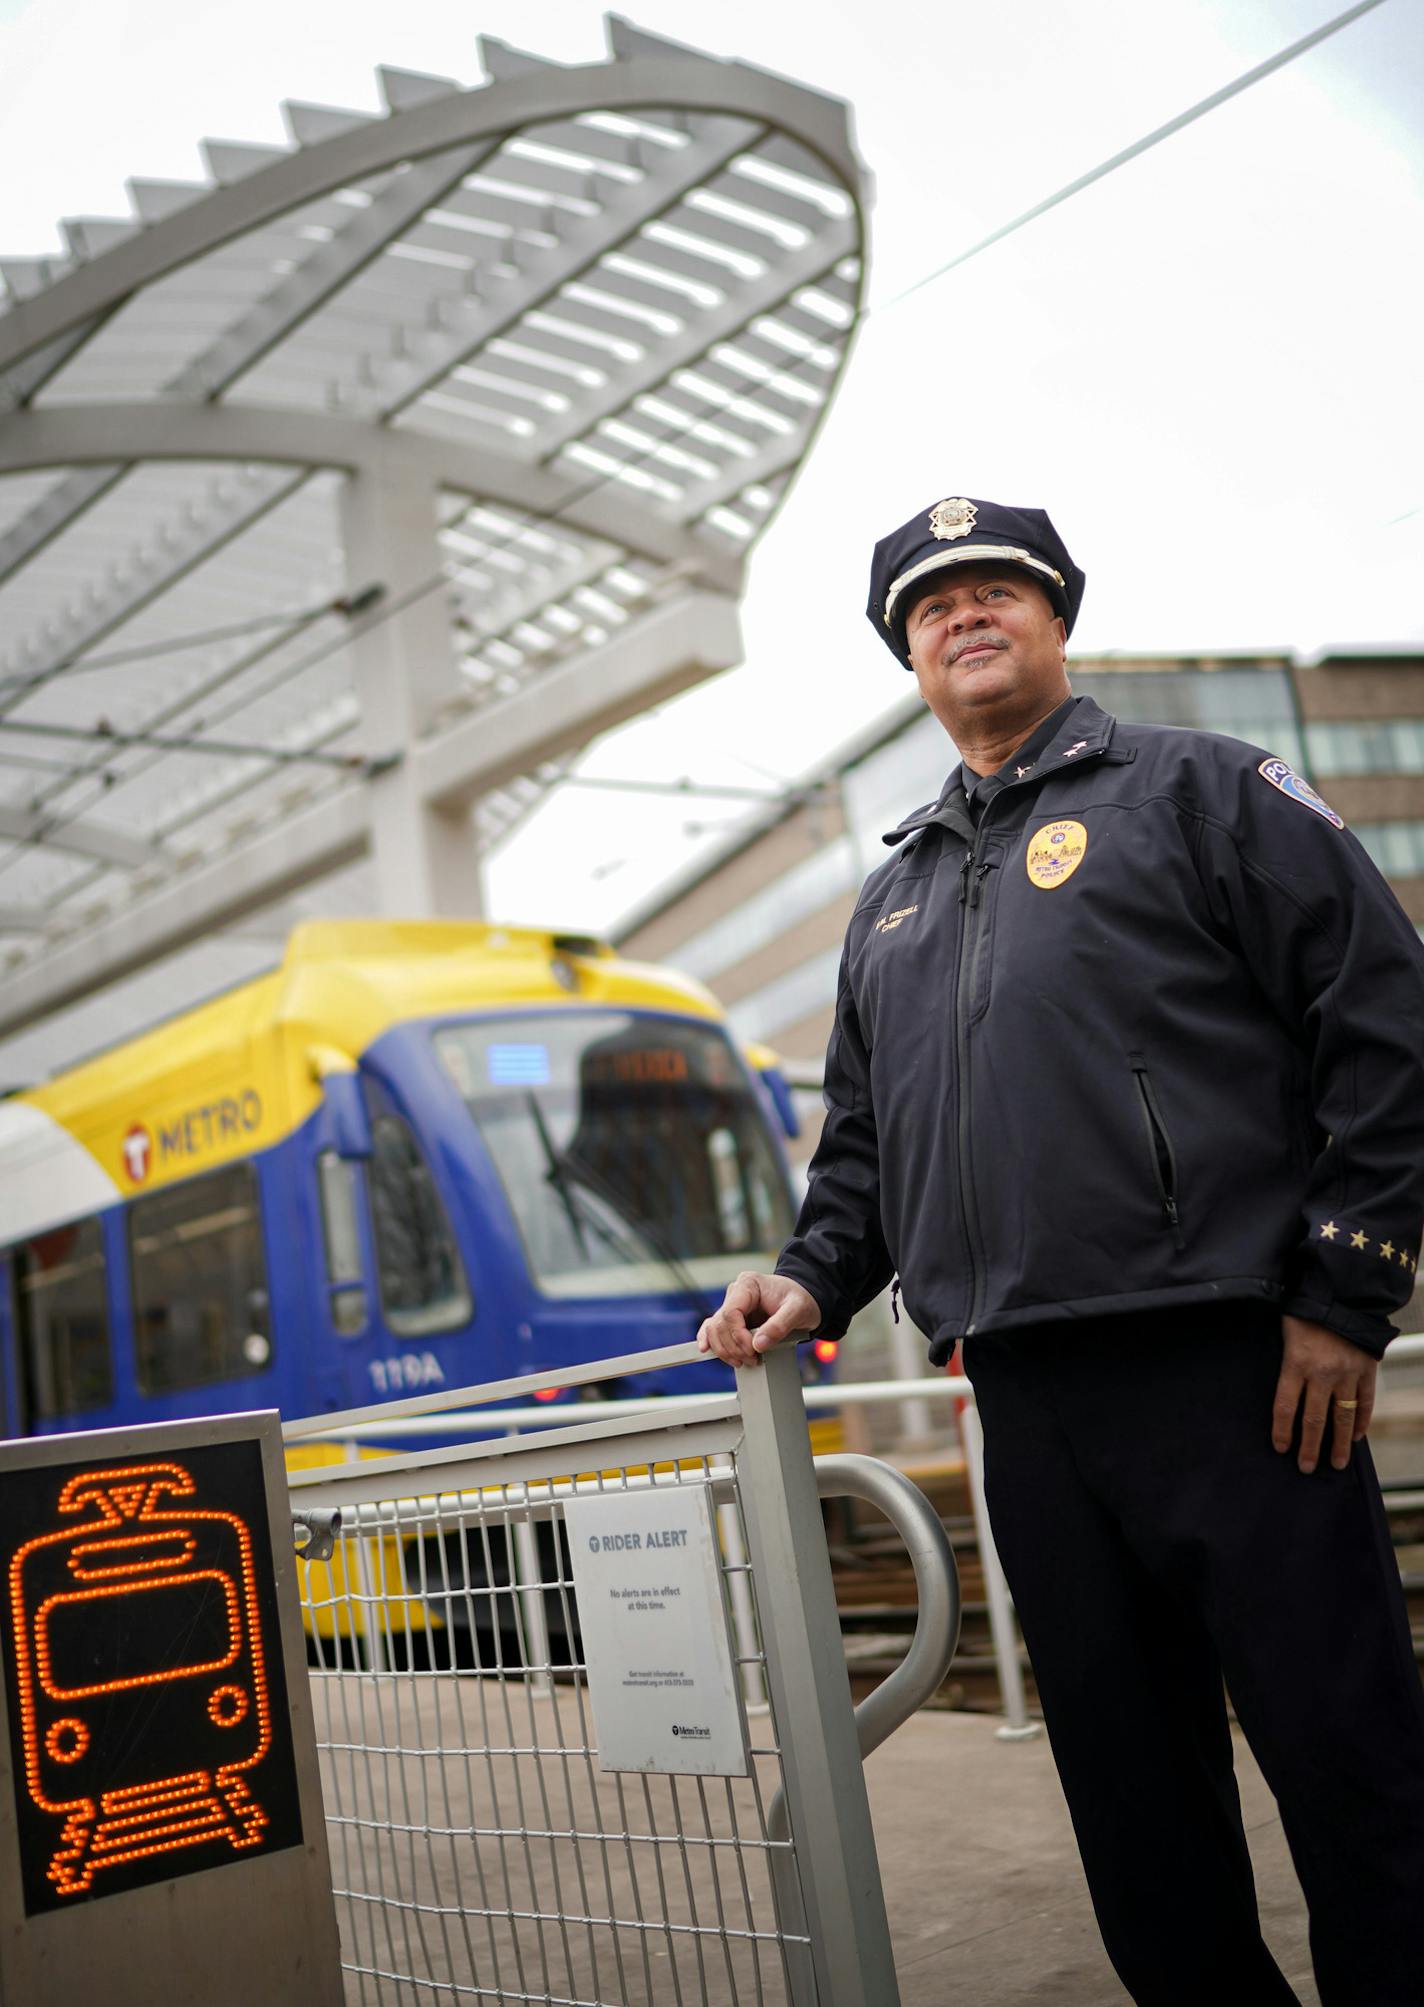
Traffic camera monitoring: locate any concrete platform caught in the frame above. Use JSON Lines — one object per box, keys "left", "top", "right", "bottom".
{"left": 867, "top": 1711, "right": 1318, "bottom": 2005}
{"left": 313, "top": 1668, "right": 1318, "bottom": 2004}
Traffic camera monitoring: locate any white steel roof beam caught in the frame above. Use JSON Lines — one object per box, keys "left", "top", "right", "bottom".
{"left": 8, "top": 608, "right": 356, "bottom": 876}
{"left": 418, "top": 585, "right": 740, "bottom": 811}
{"left": 0, "top": 464, "right": 125, "bottom": 584}
{"left": 535, "top": 218, "right": 857, "bottom": 457}
{"left": 379, "top": 111, "right": 760, "bottom": 421}
{"left": 0, "top": 316, "right": 115, "bottom": 411}
{"left": 450, "top": 540, "right": 626, "bottom": 658}
{"left": 678, "top": 426, "right": 806, "bottom": 519}
{"left": 0, "top": 803, "right": 158, "bottom": 869}
{"left": 173, "top": 138, "right": 506, "bottom": 401}
{"left": 0, "top": 587, "right": 742, "bottom": 1035}
{"left": 0, "top": 140, "right": 502, "bottom": 574}
{"left": 0, "top": 785, "right": 372, "bottom": 1031}
{"left": 0, "top": 58, "right": 862, "bottom": 381}
{"left": 0, "top": 28, "right": 866, "bottom": 1023}
{"left": 0, "top": 403, "right": 746, "bottom": 590}
{"left": 0, "top": 467, "right": 311, "bottom": 718}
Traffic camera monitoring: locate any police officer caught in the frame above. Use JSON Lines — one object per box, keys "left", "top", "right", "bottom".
{"left": 698, "top": 497, "right": 1424, "bottom": 2006}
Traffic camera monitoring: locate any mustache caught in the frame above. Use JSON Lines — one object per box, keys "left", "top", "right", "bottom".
{"left": 948, "top": 631, "right": 1009, "bottom": 664}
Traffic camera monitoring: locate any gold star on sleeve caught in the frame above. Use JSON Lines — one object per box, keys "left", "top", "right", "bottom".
{"left": 1380, "top": 1240, "right": 1396, "bottom": 1261}
{"left": 1318, "top": 1220, "right": 1340, "bottom": 1240}
{"left": 1402, "top": 1249, "right": 1413, "bottom": 1269}
{"left": 1350, "top": 1230, "right": 1369, "bottom": 1250}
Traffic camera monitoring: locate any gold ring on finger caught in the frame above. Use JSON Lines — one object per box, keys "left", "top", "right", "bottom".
{"left": 1336, "top": 1398, "right": 1359, "bottom": 1411}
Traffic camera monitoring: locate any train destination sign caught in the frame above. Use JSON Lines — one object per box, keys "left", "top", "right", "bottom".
{"left": 565, "top": 1485, "right": 749, "bottom": 1777}
{"left": 0, "top": 1412, "right": 341, "bottom": 2007}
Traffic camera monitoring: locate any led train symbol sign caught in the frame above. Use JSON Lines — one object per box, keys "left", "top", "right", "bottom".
{"left": 6, "top": 1459, "right": 278, "bottom": 1901}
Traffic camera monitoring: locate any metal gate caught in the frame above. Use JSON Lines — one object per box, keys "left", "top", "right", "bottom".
{"left": 286, "top": 1342, "right": 959, "bottom": 2007}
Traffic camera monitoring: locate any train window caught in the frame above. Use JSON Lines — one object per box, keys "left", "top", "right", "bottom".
{"left": 129, "top": 1165, "right": 272, "bottom": 1394}
{"left": 13, "top": 1218, "right": 113, "bottom": 1418}
{"left": 433, "top": 1012, "right": 795, "bottom": 1300}
{"left": 317, "top": 1152, "right": 368, "bottom": 1337}
{"left": 366, "top": 1116, "right": 472, "bottom": 1336}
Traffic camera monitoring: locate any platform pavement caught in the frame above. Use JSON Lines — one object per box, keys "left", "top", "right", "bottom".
{"left": 867, "top": 1709, "right": 1318, "bottom": 2004}
{"left": 315, "top": 1670, "right": 1318, "bottom": 2004}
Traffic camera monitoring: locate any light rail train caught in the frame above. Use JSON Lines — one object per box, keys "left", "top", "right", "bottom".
{"left": 0, "top": 921, "right": 836, "bottom": 1445}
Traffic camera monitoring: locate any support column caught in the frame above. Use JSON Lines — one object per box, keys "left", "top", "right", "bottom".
{"left": 339, "top": 450, "right": 482, "bottom": 917}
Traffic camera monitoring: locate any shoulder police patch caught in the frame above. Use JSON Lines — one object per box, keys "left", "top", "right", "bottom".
{"left": 1257, "top": 757, "right": 1344, "bottom": 829}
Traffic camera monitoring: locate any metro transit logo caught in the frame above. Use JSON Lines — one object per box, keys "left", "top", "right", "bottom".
{"left": 119, "top": 1093, "right": 263, "bottom": 1185}
{"left": 121, "top": 1127, "right": 152, "bottom": 1183}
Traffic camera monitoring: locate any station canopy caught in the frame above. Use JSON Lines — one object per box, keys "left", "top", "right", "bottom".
{"left": 0, "top": 16, "right": 868, "bottom": 1066}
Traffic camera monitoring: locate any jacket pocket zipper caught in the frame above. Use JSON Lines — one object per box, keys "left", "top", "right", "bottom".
{"left": 1132, "top": 1066, "right": 1184, "bottom": 1247}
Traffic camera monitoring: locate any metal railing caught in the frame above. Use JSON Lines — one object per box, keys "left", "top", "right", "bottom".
{"left": 285, "top": 1345, "right": 959, "bottom": 2006}
{"left": 295, "top": 1329, "right": 1424, "bottom": 1746}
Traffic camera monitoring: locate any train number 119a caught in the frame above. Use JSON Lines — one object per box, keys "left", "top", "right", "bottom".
{"left": 368, "top": 1355, "right": 446, "bottom": 1394}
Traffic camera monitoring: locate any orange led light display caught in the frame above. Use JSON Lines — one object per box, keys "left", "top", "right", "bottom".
{"left": 1, "top": 1449, "right": 300, "bottom": 1911}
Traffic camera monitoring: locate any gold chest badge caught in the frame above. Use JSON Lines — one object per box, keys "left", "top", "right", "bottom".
{"left": 1026, "top": 819, "right": 1088, "bottom": 889}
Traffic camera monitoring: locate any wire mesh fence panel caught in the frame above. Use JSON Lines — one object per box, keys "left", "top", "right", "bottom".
{"left": 297, "top": 1452, "right": 810, "bottom": 2007}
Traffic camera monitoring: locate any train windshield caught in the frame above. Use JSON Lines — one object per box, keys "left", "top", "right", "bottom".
{"left": 433, "top": 1013, "right": 794, "bottom": 1299}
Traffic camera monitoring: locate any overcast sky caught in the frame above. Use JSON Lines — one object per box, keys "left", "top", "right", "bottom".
{"left": 2, "top": 0, "right": 1421, "bottom": 941}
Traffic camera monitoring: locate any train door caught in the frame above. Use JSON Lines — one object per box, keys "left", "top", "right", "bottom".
{"left": 308, "top": 1148, "right": 379, "bottom": 1411}
{"left": 309, "top": 1115, "right": 472, "bottom": 1413}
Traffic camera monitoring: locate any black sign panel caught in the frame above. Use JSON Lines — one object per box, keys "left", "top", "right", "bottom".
{"left": 0, "top": 1439, "right": 303, "bottom": 1913}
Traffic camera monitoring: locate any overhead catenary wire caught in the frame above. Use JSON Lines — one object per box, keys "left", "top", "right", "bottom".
{"left": 1, "top": 0, "right": 1392, "bottom": 893}
{"left": 0, "top": 712, "right": 390, "bottom": 774}
{"left": 0, "top": 585, "right": 386, "bottom": 696}
{"left": 880, "top": 0, "right": 1392, "bottom": 311}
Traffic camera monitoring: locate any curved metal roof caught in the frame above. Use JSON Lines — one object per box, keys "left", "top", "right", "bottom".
{"left": 0, "top": 15, "right": 868, "bottom": 1042}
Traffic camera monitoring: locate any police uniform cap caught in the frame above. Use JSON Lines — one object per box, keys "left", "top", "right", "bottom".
{"left": 868, "top": 496, "right": 1086, "bottom": 668}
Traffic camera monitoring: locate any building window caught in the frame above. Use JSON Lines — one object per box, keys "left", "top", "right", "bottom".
{"left": 1306, "top": 720, "right": 1424, "bottom": 777}
{"left": 670, "top": 835, "right": 858, "bottom": 984}
{"left": 367, "top": 1116, "right": 472, "bottom": 1336}
{"left": 130, "top": 1165, "right": 272, "bottom": 1394}
{"left": 1354, "top": 822, "right": 1424, "bottom": 877}
{"left": 13, "top": 1217, "right": 113, "bottom": 1418}
{"left": 1070, "top": 667, "right": 1305, "bottom": 769}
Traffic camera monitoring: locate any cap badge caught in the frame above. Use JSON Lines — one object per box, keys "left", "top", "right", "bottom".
{"left": 928, "top": 498, "right": 977, "bottom": 542}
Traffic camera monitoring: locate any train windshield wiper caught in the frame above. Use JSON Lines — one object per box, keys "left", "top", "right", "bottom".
{"left": 563, "top": 1151, "right": 717, "bottom": 1320}
{"left": 524, "top": 1094, "right": 713, "bottom": 1316}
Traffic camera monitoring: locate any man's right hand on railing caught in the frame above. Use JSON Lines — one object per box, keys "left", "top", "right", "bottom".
{"left": 696, "top": 1273, "right": 822, "bottom": 1367}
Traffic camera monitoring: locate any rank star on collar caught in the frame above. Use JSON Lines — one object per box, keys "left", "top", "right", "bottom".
{"left": 1062, "top": 741, "right": 1088, "bottom": 759}
{"left": 1015, "top": 764, "right": 1033, "bottom": 779}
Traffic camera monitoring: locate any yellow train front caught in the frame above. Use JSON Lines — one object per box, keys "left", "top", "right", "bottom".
{"left": 0, "top": 921, "right": 835, "bottom": 1444}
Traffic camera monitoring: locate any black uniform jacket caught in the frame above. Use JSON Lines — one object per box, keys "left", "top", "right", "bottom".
{"left": 775, "top": 695, "right": 1424, "bottom": 1362}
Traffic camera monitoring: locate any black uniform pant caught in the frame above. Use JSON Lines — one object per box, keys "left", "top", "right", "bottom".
{"left": 964, "top": 1303, "right": 1424, "bottom": 2007}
